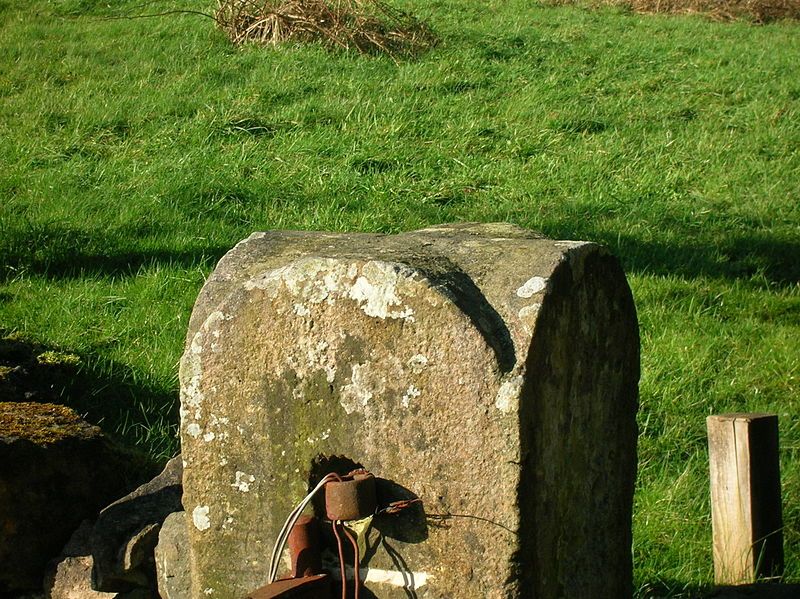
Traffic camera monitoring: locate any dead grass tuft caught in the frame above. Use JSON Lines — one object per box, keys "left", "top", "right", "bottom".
{"left": 553, "top": 0, "right": 800, "bottom": 22}
{"left": 214, "top": 0, "right": 438, "bottom": 58}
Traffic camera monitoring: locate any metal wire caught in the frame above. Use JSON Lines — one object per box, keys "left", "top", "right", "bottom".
{"left": 332, "top": 520, "right": 347, "bottom": 599}
{"left": 342, "top": 524, "right": 360, "bottom": 599}
{"left": 268, "top": 472, "right": 341, "bottom": 583}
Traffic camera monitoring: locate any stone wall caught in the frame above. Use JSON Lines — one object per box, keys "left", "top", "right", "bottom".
{"left": 179, "top": 223, "right": 640, "bottom": 598}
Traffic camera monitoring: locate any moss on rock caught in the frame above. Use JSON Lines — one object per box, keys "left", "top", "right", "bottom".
{"left": 0, "top": 401, "right": 100, "bottom": 445}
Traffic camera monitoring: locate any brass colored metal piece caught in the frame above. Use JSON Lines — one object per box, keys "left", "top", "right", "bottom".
{"left": 247, "top": 574, "right": 331, "bottom": 599}
{"left": 324, "top": 472, "right": 377, "bottom": 521}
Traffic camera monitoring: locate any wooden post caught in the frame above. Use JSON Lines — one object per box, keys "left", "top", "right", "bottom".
{"left": 707, "top": 413, "right": 783, "bottom": 585}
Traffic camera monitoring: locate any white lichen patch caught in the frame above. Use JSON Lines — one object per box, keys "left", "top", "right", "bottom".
{"left": 306, "top": 428, "right": 331, "bottom": 444}
{"left": 401, "top": 385, "right": 421, "bottom": 408}
{"left": 193, "top": 505, "right": 211, "bottom": 531}
{"left": 554, "top": 240, "right": 590, "bottom": 249}
{"left": 363, "top": 568, "right": 430, "bottom": 590}
{"left": 408, "top": 354, "right": 429, "bottom": 374}
{"left": 516, "top": 276, "right": 548, "bottom": 298}
{"left": 293, "top": 303, "right": 310, "bottom": 316}
{"left": 283, "top": 258, "right": 355, "bottom": 304}
{"left": 181, "top": 353, "right": 204, "bottom": 411}
{"left": 243, "top": 265, "right": 289, "bottom": 296}
{"left": 232, "top": 471, "right": 256, "bottom": 492}
{"left": 340, "top": 363, "right": 381, "bottom": 414}
{"left": 495, "top": 376, "right": 524, "bottom": 413}
{"left": 287, "top": 336, "right": 338, "bottom": 386}
{"left": 519, "top": 303, "right": 542, "bottom": 320}
{"left": 209, "top": 414, "right": 229, "bottom": 427}
{"left": 250, "top": 258, "right": 420, "bottom": 321}
{"left": 348, "top": 261, "right": 416, "bottom": 321}
{"left": 204, "top": 311, "right": 227, "bottom": 353}
{"left": 202, "top": 431, "right": 215, "bottom": 442}
{"left": 180, "top": 339, "right": 206, "bottom": 437}
{"left": 307, "top": 340, "right": 336, "bottom": 383}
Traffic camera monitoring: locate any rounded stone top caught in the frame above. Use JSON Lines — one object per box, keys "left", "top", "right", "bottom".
{"left": 0, "top": 402, "right": 101, "bottom": 445}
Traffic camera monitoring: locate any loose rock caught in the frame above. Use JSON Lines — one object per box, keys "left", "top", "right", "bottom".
{"left": 91, "top": 456, "right": 183, "bottom": 593}
{"left": 154, "top": 512, "right": 191, "bottom": 599}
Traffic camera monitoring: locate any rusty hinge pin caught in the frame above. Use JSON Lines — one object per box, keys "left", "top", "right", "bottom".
{"left": 288, "top": 515, "right": 322, "bottom": 578}
{"left": 269, "top": 473, "right": 341, "bottom": 583}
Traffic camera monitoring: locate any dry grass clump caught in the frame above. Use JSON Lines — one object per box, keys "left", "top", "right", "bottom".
{"left": 552, "top": 0, "right": 800, "bottom": 21}
{"left": 626, "top": 0, "right": 800, "bottom": 22}
{"left": 214, "top": 0, "right": 437, "bottom": 58}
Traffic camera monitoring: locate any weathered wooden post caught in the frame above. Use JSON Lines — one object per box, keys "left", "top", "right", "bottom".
{"left": 707, "top": 413, "right": 783, "bottom": 585}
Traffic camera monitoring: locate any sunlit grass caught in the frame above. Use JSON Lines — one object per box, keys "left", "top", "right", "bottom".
{"left": 1, "top": 0, "right": 798, "bottom": 592}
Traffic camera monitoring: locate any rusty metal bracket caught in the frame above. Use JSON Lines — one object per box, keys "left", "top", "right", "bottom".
{"left": 247, "top": 574, "right": 332, "bottom": 599}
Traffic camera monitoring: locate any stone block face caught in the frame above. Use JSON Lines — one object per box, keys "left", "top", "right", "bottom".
{"left": 179, "top": 223, "right": 639, "bottom": 598}
{"left": 0, "top": 402, "right": 136, "bottom": 593}
{"left": 44, "top": 521, "right": 115, "bottom": 599}
{"left": 154, "top": 512, "right": 190, "bottom": 599}
{"left": 91, "top": 455, "right": 183, "bottom": 592}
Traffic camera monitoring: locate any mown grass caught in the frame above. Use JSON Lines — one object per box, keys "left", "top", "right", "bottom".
{"left": 1, "top": 0, "right": 798, "bottom": 594}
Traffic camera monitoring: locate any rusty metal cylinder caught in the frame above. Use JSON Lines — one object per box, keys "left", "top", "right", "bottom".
{"left": 324, "top": 472, "right": 377, "bottom": 521}
{"left": 288, "top": 515, "right": 322, "bottom": 578}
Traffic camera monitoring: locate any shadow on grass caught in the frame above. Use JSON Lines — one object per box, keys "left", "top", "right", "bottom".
{"left": 0, "top": 331, "right": 178, "bottom": 461}
{"left": 1, "top": 237, "right": 229, "bottom": 282}
{"left": 638, "top": 581, "right": 800, "bottom": 598}
{"left": 4, "top": 217, "right": 799, "bottom": 289}
{"left": 0, "top": 217, "right": 236, "bottom": 282}
{"left": 544, "top": 225, "right": 800, "bottom": 289}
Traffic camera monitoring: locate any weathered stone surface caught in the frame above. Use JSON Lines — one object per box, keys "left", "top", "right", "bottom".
{"left": 154, "top": 512, "right": 190, "bottom": 599}
{"left": 91, "top": 455, "right": 183, "bottom": 592}
{"left": 44, "top": 521, "right": 114, "bottom": 599}
{"left": 0, "top": 402, "right": 136, "bottom": 593}
{"left": 47, "top": 557, "right": 108, "bottom": 599}
{"left": 180, "top": 223, "right": 640, "bottom": 598}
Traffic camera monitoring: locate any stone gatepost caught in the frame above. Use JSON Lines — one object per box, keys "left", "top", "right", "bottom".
{"left": 179, "top": 223, "right": 639, "bottom": 599}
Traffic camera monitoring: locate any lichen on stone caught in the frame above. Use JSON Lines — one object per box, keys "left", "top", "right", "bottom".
{"left": 516, "top": 276, "right": 548, "bottom": 298}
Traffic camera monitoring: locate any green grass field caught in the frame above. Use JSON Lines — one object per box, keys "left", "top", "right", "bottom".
{"left": 1, "top": 0, "right": 798, "bottom": 594}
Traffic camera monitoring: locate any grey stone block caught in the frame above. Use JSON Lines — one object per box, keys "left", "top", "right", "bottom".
{"left": 179, "top": 223, "right": 640, "bottom": 598}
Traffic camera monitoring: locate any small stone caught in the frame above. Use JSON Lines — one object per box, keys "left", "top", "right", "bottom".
{"left": 91, "top": 455, "right": 183, "bottom": 593}
{"left": 44, "top": 520, "right": 114, "bottom": 599}
{"left": 154, "top": 512, "right": 190, "bottom": 599}
{"left": 46, "top": 557, "right": 113, "bottom": 599}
